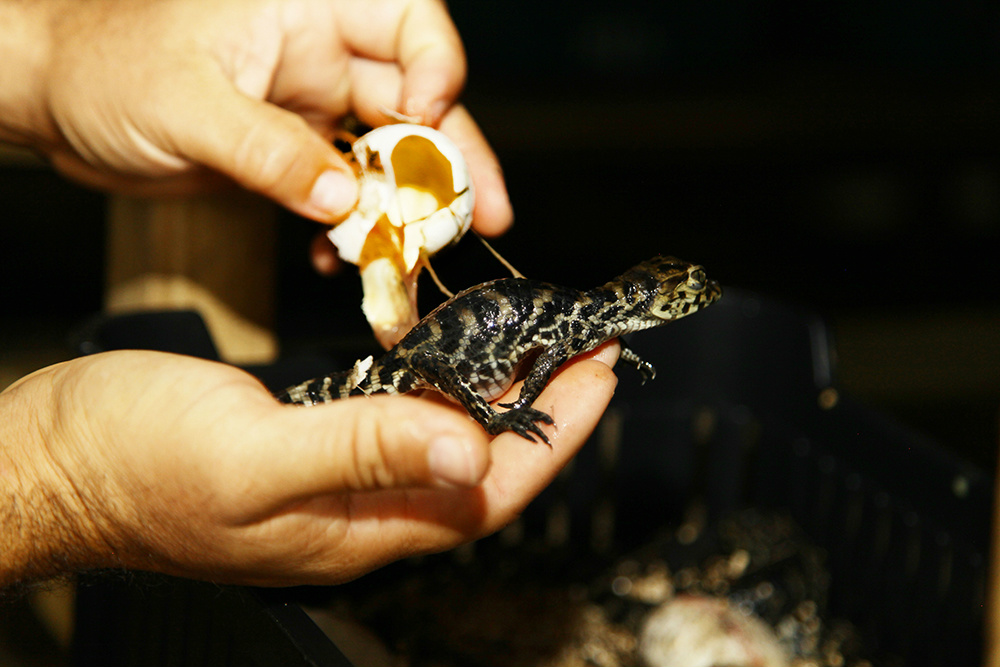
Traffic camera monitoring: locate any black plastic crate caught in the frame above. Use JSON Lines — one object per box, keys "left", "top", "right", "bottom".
{"left": 71, "top": 290, "right": 992, "bottom": 666}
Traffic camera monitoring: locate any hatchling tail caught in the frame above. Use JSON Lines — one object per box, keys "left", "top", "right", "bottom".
{"left": 276, "top": 374, "right": 348, "bottom": 405}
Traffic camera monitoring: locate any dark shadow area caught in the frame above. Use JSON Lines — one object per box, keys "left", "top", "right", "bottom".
{"left": 2, "top": 4, "right": 999, "bottom": 663}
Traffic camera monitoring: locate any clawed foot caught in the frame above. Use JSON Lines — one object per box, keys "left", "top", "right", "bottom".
{"left": 634, "top": 359, "right": 656, "bottom": 385}
{"left": 489, "top": 406, "right": 555, "bottom": 445}
{"left": 619, "top": 343, "right": 656, "bottom": 385}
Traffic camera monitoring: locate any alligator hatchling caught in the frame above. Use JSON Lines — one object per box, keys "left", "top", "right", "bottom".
{"left": 277, "top": 256, "right": 722, "bottom": 443}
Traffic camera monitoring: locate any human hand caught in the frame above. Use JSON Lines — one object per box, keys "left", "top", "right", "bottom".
{"left": 0, "top": 344, "right": 617, "bottom": 588}
{"left": 4, "top": 0, "right": 511, "bottom": 234}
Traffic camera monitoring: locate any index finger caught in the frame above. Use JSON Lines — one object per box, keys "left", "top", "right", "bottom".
{"left": 396, "top": 0, "right": 467, "bottom": 124}
{"left": 438, "top": 105, "right": 514, "bottom": 236}
{"left": 338, "top": 0, "right": 466, "bottom": 124}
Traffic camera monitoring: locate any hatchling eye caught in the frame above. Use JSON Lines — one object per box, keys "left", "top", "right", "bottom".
{"left": 687, "top": 269, "right": 706, "bottom": 291}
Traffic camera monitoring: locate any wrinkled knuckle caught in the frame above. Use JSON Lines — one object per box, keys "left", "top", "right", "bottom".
{"left": 346, "top": 402, "right": 402, "bottom": 491}
{"left": 231, "top": 114, "right": 314, "bottom": 195}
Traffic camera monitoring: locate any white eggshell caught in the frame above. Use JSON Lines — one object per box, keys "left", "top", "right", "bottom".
{"left": 326, "top": 124, "right": 474, "bottom": 270}
{"left": 323, "top": 123, "right": 475, "bottom": 347}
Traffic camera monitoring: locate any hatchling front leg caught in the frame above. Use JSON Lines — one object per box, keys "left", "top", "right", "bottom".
{"left": 619, "top": 339, "right": 657, "bottom": 383}
{"left": 409, "top": 355, "right": 554, "bottom": 444}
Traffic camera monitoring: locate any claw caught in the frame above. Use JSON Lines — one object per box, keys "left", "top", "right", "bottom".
{"left": 637, "top": 361, "right": 656, "bottom": 385}
{"left": 489, "top": 406, "right": 554, "bottom": 445}
{"left": 521, "top": 421, "right": 551, "bottom": 446}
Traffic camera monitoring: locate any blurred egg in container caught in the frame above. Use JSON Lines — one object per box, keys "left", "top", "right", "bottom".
{"left": 639, "top": 595, "right": 789, "bottom": 667}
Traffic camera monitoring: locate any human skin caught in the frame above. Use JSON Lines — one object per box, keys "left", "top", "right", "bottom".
{"left": 0, "top": 0, "right": 620, "bottom": 591}
{"left": 0, "top": 0, "right": 513, "bottom": 233}
{"left": 0, "top": 345, "right": 618, "bottom": 589}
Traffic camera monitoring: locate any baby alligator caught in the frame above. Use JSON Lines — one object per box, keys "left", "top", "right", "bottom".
{"left": 277, "top": 256, "right": 722, "bottom": 443}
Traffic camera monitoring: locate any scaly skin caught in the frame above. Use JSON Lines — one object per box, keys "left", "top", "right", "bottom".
{"left": 278, "top": 256, "right": 722, "bottom": 443}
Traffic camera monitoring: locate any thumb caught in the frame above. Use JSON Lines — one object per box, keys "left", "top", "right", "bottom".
{"left": 250, "top": 396, "right": 492, "bottom": 509}
{"left": 174, "top": 74, "right": 358, "bottom": 222}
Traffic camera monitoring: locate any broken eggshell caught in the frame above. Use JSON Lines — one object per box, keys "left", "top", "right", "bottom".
{"left": 326, "top": 124, "right": 474, "bottom": 348}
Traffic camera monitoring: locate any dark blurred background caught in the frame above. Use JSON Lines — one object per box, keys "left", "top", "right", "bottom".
{"left": 2, "top": 1, "right": 999, "bottom": 472}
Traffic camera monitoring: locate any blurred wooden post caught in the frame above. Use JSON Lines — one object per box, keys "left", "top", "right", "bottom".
{"left": 104, "top": 191, "right": 279, "bottom": 364}
{"left": 29, "top": 190, "right": 280, "bottom": 646}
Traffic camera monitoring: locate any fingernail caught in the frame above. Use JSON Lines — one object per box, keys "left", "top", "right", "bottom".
{"left": 403, "top": 97, "right": 448, "bottom": 126}
{"left": 425, "top": 99, "right": 450, "bottom": 126}
{"left": 428, "top": 435, "right": 479, "bottom": 487}
{"left": 309, "top": 170, "right": 357, "bottom": 217}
